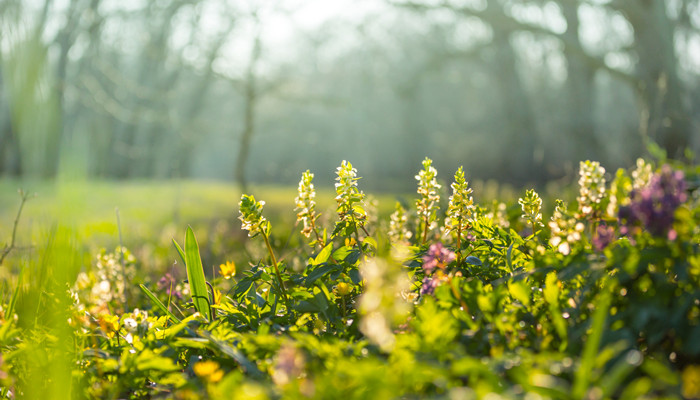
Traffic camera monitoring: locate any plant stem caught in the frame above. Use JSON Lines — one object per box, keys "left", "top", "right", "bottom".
{"left": 261, "top": 230, "right": 289, "bottom": 306}
{"left": 0, "top": 190, "right": 31, "bottom": 265}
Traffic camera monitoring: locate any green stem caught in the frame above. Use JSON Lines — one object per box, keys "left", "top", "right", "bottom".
{"left": 261, "top": 230, "right": 289, "bottom": 307}
{"left": 421, "top": 216, "right": 429, "bottom": 244}
{"left": 351, "top": 212, "right": 364, "bottom": 259}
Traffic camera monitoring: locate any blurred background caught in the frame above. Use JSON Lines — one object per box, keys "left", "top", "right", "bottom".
{"left": 0, "top": 0, "right": 699, "bottom": 191}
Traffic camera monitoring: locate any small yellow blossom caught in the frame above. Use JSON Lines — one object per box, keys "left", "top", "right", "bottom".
{"left": 682, "top": 365, "right": 700, "bottom": 399}
{"left": 345, "top": 237, "right": 357, "bottom": 247}
{"left": 219, "top": 261, "right": 236, "bottom": 279}
{"left": 335, "top": 282, "right": 352, "bottom": 296}
{"left": 98, "top": 314, "right": 120, "bottom": 338}
{"left": 193, "top": 360, "right": 224, "bottom": 383}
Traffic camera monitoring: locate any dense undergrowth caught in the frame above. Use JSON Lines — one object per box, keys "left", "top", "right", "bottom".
{"left": 1, "top": 155, "right": 699, "bottom": 399}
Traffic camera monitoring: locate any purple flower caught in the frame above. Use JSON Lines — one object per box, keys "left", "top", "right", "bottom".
{"left": 619, "top": 165, "right": 687, "bottom": 238}
{"left": 420, "top": 276, "right": 440, "bottom": 295}
{"left": 592, "top": 224, "right": 615, "bottom": 251}
{"left": 157, "top": 273, "right": 182, "bottom": 299}
{"left": 422, "top": 242, "right": 456, "bottom": 274}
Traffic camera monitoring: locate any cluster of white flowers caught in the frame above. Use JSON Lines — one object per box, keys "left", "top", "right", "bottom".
{"left": 578, "top": 160, "right": 606, "bottom": 216}
{"left": 73, "top": 247, "right": 135, "bottom": 312}
{"left": 484, "top": 201, "right": 510, "bottom": 229}
{"left": 294, "top": 170, "right": 317, "bottom": 238}
{"left": 415, "top": 158, "right": 441, "bottom": 237}
{"left": 444, "top": 166, "right": 475, "bottom": 239}
{"left": 519, "top": 189, "right": 543, "bottom": 229}
{"left": 335, "top": 160, "right": 367, "bottom": 223}
{"left": 631, "top": 158, "right": 653, "bottom": 190}
{"left": 238, "top": 194, "right": 269, "bottom": 237}
{"left": 388, "top": 202, "right": 412, "bottom": 243}
{"left": 549, "top": 200, "right": 584, "bottom": 255}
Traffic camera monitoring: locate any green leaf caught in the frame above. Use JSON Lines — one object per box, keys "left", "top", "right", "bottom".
{"left": 139, "top": 284, "right": 181, "bottom": 324}
{"left": 313, "top": 243, "right": 333, "bottom": 266}
{"left": 183, "top": 226, "right": 211, "bottom": 320}
{"left": 509, "top": 281, "right": 530, "bottom": 307}
{"left": 172, "top": 239, "right": 186, "bottom": 265}
{"left": 465, "top": 256, "right": 482, "bottom": 266}
{"left": 305, "top": 264, "right": 338, "bottom": 287}
{"left": 506, "top": 243, "right": 514, "bottom": 272}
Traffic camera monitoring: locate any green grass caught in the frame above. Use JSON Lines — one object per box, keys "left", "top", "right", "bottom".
{"left": 0, "top": 179, "right": 400, "bottom": 277}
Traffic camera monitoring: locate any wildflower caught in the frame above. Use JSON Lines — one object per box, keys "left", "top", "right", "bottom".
{"left": 631, "top": 158, "right": 653, "bottom": 190}
{"left": 193, "top": 360, "right": 224, "bottom": 383}
{"left": 122, "top": 317, "right": 138, "bottom": 333}
{"left": 388, "top": 202, "right": 412, "bottom": 243}
{"left": 577, "top": 160, "right": 606, "bottom": 217}
{"left": 157, "top": 273, "right": 182, "bottom": 299}
{"left": 548, "top": 200, "right": 583, "bottom": 256}
{"left": 415, "top": 158, "right": 441, "bottom": 241}
{"left": 98, "top": 314, "right": 120, "bottom": 338}
{"left": 219, "top": 261, "right": 236, "bottom": 279}
{"left": 619, "top": 165, "right": 687, "bottom": 238}
{"left": 295, "top": 170, "right": 318, "bottom": 238}
{"left": 238, "top": 194, "right": 269, "bottom": 237}
{"left": 485, "top": 200, "right": 510, "bottom": 229}
{"left": 519, "top": 189, "right": 543, "bottom": 230}
{"left": 335, "top": 160, "right": 367, "bottom": 231}
{"left": 420, "top": 276, "right": 440, "bottom": 296}
{"left": 422, "top": 242, "right": 456, "bottom": 273}
{"left": 444, "top": 166, "right": 475, "bottom": 240}
{"left": 592, "top": 224, "right": 615, "bottom": 252}
{"left": 334, "top": 282, "right": 353, "bottom": 296}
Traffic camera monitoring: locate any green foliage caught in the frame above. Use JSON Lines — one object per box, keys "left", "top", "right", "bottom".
{"left": 1, "top": 157, "right": 699, "bottom": 399}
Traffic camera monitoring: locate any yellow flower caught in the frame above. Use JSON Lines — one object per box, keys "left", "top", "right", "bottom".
{"left": 682, "top": 365, "right": 700, "bottom": 399}
{"left": 345, "top": 237, "right": 357, "bottom": 247}
{"left": 98, "top": 314, "right": 120, "bottom": 338}
{"left": 335, "top": 282, "right": 352, "bottom": 296}
{"left": 213, "top": 289, "right": 222, "bottom": 305}
{"left": 193, "top": 360, "right": 224, "bottom": 383}
{"left": 219, "top": 261, "right": 236, "bottom": 279}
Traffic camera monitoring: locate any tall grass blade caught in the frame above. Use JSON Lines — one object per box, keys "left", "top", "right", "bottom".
{"left": 572, "top": 279, "right": 612, "bottom": 398}
{"left": 183, "top": 226, "right": 211, "bottom": 320}
{"left": 139, "top": 284, "right": 181, "bottom": 324}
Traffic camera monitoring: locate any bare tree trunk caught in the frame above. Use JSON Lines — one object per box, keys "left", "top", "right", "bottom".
{"left": 488, "top": 21, "right": 540, "bottom": 182}
{"left": 626, "top": 0, "right": 691, "bottom": 157}
{"left": 48, "top": 0, "right": 81, "bottom": 178}
{"left": 561, "top": 2, "right": 601, "bottom": 162}
{"left": 235, "top": 30, "right": 261, "bottom": 192}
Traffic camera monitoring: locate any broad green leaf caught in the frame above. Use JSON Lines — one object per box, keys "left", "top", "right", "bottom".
{"left": 509, "top": 280, "right": 530, "bottom": 307}
{"left": 313, "top": 243, "right": 333, "bottom": 266}
{"left": 139, "top": 284, "right": 181, "bottom": 324}
{"left": 465, "top": 256, "right": 482, "bottom": 266}
{"left": 304, "top": 264, "right": 338, "bottom": 287}
{"left": 184, "top": 226, "right": 211, "bottom": 320}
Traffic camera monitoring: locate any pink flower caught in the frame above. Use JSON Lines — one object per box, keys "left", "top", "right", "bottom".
{"left": 422, "top": 242, "right": 456, "bottom": 274}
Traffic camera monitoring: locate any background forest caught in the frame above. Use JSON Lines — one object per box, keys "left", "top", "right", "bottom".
{"left": 0, "top": 0, "right": 699, "bottom": 190}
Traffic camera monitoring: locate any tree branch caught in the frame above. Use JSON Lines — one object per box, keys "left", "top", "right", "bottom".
{"left": 0, "top": 189, "right": 32, "bottom": 265}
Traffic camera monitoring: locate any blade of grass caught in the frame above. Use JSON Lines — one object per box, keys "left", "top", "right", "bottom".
{"left": 139, "top": 284, "right": 181, "bottom": 324}
{"left": 172, "top": 239, "right": 186, "bottom": 265}
{"left": 184, "top": 226, "right": 211, "bottom": 320}
{"left": 6, "top": 268, "right": 24, "bottom": 319}
{"left": 572, "top": 278, "right": 612, "bottom": 398}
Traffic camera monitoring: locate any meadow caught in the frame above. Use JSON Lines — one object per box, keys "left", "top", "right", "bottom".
{"left": 0, "top": 156, "right": 699, "bottom": 399}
